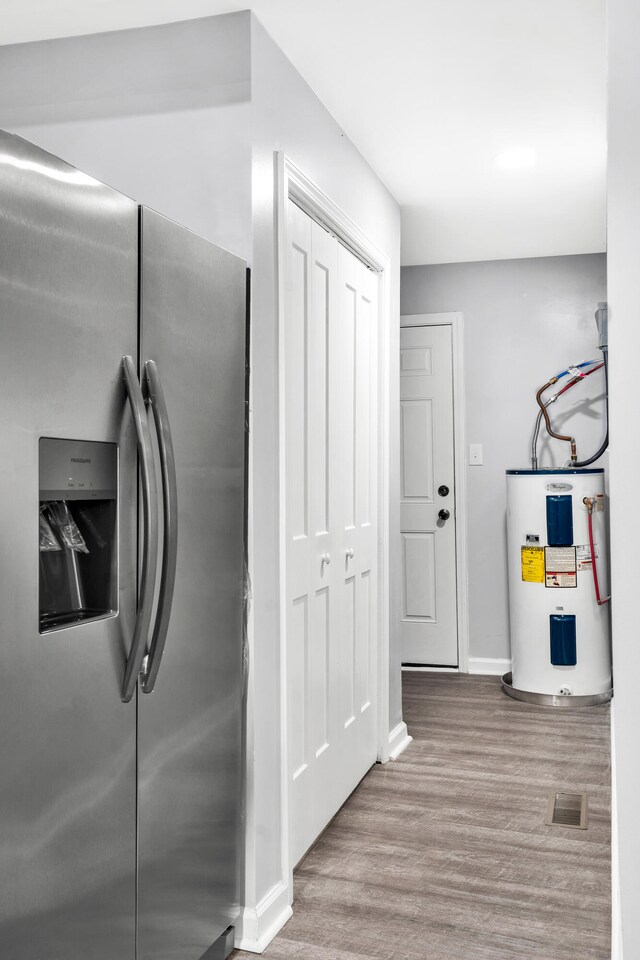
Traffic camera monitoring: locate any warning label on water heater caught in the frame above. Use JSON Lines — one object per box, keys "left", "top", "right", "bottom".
{"left": 576, "top": 543, "right": 598, "bottom": 571}
{"left": 544, "top": 546, "right": 577, "bottom": 588}
{"left": 521, "top": 546, "right": 545, "bottom": 583}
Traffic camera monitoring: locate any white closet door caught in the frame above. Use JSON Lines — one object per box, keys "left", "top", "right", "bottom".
{"left": 334, "top": 243, "right": 378, "bottom": 781}
{"left": 286, "top": 201, "right": 378, "bottom": 868}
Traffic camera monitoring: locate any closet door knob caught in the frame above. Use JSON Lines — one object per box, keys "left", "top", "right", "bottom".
{"left": 321, "top": 553, "right": 331, "bottom": 566}
{"left": 346, "top": 548, "right": 355, "bottom": 559}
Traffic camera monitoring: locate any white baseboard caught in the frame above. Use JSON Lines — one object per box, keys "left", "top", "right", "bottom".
{"left": 387, "top": 721, "right": 412, "bottom": 760}
{"left": 468, "top": 656, "right": 511, "bottom": 676}
{"left": 402, "top": 665, "right": 458, "bottom": 673}
{"left": 234, "top": 879, "right": 292, "bottom": 954}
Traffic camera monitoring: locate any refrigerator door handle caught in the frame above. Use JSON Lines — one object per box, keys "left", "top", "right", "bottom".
{"left": 140, "top": 359, "right": 178, "bottom": 694}
{"left": 121, "top": 355, "right": 160, "bottom": 704}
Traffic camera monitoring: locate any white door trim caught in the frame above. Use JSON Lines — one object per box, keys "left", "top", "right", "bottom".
{"left": 400, "top": 312, "right": 469, "bottom": 673}
{"left": 277, "top": 154, "right": 392, "bottom": 900}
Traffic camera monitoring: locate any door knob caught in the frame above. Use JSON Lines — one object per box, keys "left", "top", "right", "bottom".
{"left": 438, "top": 509, "right": 450, "bottom": 521}
{"left": 438, "top": 485, "right": 450, "bottom": 497}
{"left": 321, "top": 553, "right": 331, "bottom": 566}
{"left": 346, "top": 548, "right": 355, "bottom": 559}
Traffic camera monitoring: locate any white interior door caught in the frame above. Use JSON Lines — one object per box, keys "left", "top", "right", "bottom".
{"left": 286, "top": 200, "right": 378, "bottom": 868}
{"left": 400, "top": 324, "right": 458, "bottom": 665}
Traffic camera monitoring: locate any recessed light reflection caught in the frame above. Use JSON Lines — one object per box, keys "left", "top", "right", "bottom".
{"left": 0, "top": 152, "right": 102, "bottom": 187}
{"left": 496, "top": 146, "right": 538, "bottom": 171}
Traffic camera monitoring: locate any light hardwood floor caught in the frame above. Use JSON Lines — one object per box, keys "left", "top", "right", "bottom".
{"left": 233, "top": 672, "right": 611, "bottom": 960}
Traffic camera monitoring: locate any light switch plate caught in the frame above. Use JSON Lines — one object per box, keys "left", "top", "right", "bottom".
{"left": 469, "top": 443, "right": 483, "bottom": 465}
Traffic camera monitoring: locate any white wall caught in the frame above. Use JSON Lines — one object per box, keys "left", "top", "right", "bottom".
{"left": 0, "top": 14, "right": 253, "bottom": 260}
{"left": 401, "top": 255, "right": 607, "bottom": 663}
{"left": 607, "top": 0, "right": 640, "bottom": 954}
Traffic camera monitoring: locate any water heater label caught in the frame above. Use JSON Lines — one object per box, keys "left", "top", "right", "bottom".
{"left": 544, "top": 546, "right": 577, "bottom": 588}
{"left": 546, "top": 482, "right": 573, "bottom": 492}
{"left": 521, "top": 546, "right": 545, "bottom": 583}
{"left": 576, "top": 543, "right": 598, "bottom": 570}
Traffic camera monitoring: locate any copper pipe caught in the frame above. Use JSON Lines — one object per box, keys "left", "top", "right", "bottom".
{"left": 535, "top": 377, "right": 577, "bottom": 461}
{"left": 530, "top": 364, "right": 605, "bottom": 469}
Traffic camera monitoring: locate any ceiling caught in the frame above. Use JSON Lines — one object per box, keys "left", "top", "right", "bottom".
{"left": 0, "top": 0, "right": 607, "bottom": 266}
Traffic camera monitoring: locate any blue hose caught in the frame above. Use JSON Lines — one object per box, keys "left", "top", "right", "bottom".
{"left": 554, "top": 359, "right": 599, "bottom": 379}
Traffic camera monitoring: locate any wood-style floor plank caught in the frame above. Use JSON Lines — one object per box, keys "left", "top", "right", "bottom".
{"left": 232, "top": 673, "right": 611, "bottom": 960}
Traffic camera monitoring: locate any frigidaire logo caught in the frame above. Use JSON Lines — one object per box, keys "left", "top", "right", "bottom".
{"left": 71, "top": 457, "right": 91, "bottom": 464}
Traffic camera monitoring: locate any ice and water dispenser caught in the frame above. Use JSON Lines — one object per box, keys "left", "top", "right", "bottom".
{"left": 39, "top": 438, "right": 117, "bottom": 631}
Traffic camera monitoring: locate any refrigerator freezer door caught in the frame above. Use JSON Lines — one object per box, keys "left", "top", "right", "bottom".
{"left": 137, "top": 208, "right": 246, "bottom": 959}
{"left": 0, "top": 131, "right": 139, "bottom": 958}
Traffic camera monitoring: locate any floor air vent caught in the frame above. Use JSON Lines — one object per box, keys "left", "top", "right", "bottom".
{"left": 545, "top": 792, "right": 588, "bottom": 829}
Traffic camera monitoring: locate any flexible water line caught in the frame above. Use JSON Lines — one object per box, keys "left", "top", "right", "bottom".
{"left": 530, "top": 363, "right": 605, "bottom": 469}
{"left": 585, "top": 499, "right": 610, "bottom": 605}
{"left": 553, "top": 359, "right": 600, "bottom": 379}
{"left": 573, "top": 349, "right": 609, "bottom": 468}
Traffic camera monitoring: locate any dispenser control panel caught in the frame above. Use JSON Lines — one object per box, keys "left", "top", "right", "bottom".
{"left": 39, "top": 438, "right": 117, "bottom": 501}
{"left": 39, "top": 437, "right": 118, "bottom": 633}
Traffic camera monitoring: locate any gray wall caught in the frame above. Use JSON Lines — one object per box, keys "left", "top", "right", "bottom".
{"left": 401, "top": 254, "right": 607, "bottom": 663}
{"left": 608, "top": 0, "right": 640, "bottom": 954}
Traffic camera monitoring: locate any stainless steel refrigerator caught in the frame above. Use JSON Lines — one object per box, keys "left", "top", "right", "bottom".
{"left": 0, "top": 129, "right": 246, "bottom": 960}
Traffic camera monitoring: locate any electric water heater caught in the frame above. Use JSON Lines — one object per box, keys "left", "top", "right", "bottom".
{"left": 504, "top": 468, "right": 612, "bottom": 706}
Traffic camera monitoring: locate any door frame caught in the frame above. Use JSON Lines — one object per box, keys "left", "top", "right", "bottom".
{"left": 400, "top": 312, "right": 470, "bottom": 672}
{"left": 277, "top": 154, "right": 392, "bottom": 894}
